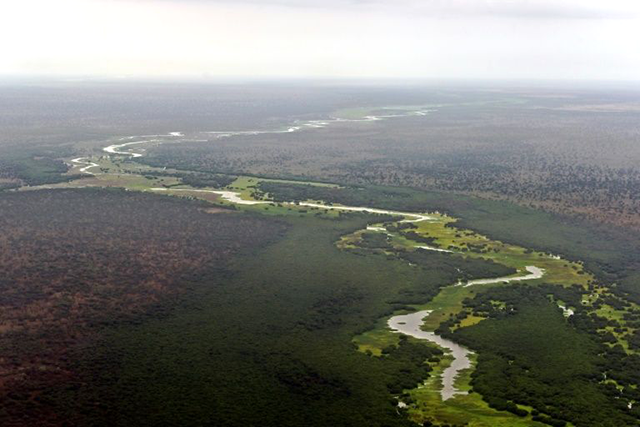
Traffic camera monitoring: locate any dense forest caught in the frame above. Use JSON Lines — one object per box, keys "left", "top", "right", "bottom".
{"left": 2, "top": 84, "right": 640, "bottom": 426}
{"left": 0, "top": 152, "right": 82, "bottom": 187}
{"left": 437, "top": 285, "right": 640, "bottom": 426}
{"left": 141, "top": 97, "right": 640, "bottom": 229}
{"left": 0, "top": 189, "right": 286, "bottom": 426}
{"left": 0, "top": 187, "right": 541, "bottom": 427}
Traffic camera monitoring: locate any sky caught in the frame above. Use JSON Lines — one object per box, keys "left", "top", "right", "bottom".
{"left": 1, "top": 0, "right": 639, "bottom": 81}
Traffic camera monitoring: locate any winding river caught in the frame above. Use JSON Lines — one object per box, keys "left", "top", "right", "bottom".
{"left": 298, "top": 201, "right": 434, "bottom": 223}
{"left": 100, "top": 107, "right": 434, "bottom": 159}
{"left": 149, "top": 188, "right": 269, "bottom": 205}
{"left": 85, "top": 106, "right": 548, "bottom": 403}
{"left": 147, "top": 186, "right": 546, "bottom": 401}
{"left": 71, "top": 157, "right": 99, "bottom": 174}
{"left": 461, "top": 265, "right": 544, "bottom": 287}
{"left": 389, "top": 310, "right": 472, "bottom": 401}
{"left": 388, "top": 265, "right": 545, "bottom": 401}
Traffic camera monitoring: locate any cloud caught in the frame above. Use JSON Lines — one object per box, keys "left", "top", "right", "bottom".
{"left": 156, "top": 0, "right": 638, "bottom": 20}
{"left": 2, "top": 0, "right": 639, "bottom": 80}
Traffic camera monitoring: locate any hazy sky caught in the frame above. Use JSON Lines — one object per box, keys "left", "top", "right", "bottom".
{"left": 2, "top": 0, "right": 639, "bottom": 80}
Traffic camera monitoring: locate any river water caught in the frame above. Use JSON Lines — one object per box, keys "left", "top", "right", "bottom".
{"left": 94, "top": 108, "right": 546, "bottom": 403}
{"left": 388, "top": 310, "right": 472, "bottom": 401}
{"left": 147, "top": 186, "right": 545, "bottom": 401}
{"left": 387, "top": 264, "right": 544, "bottom": 401}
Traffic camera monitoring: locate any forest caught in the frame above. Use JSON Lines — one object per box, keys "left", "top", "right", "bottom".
{"left": 436, "top": 284, "right": 640, "bottom": 426}
{"left": 0, "top": 189, "right": 286, "bottom": 426}
{"left": 0, "top": 184, "right": 559, "bottom": 427}
{"left": 0, "top": 153, "right": 81, "bottom": 187}
{"left": 256, "top": 181, "right": 640, "bottom": 286}
{"left": 1, "top": 83, "right": 640, "bottom": 427}
{"left": 141, "top": 94, "right": 640, "bottom": 229}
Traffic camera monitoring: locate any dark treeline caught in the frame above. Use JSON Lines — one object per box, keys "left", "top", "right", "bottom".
{"left": 0, "top": 156, "right": 82, "bottom": 186}
{"left": 0, "top": 138, "right": 87, "bottom": 187}
{"left": 140, "top": 169, "right": 237, "bottom": 189}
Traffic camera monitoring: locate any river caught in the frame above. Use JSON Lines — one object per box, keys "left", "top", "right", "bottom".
{"left": 100, "top": 107, "right": 434, "bottom": 159}
{"left": 147, "top": 186, "right": 545, "bottom": 401}
{"left": 388, "top": 264, "right": 544, "bottom": 401}
{"left": 388, "top": 310, "right": 472, "bottom": 401}
{"left": 94, "top": 108, "right": 546, "bottom": 403}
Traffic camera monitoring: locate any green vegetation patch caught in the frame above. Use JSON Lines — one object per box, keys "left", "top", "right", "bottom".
{"left": 449, "top": 285, "right": 639, "bottom": 427}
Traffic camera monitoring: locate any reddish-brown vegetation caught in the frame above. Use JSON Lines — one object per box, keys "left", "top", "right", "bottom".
{"left": 0, "top": 189, "right": 286, "bottom": 426}
{"left": 142, "top": 101, "right": 640, "bottom": 229}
